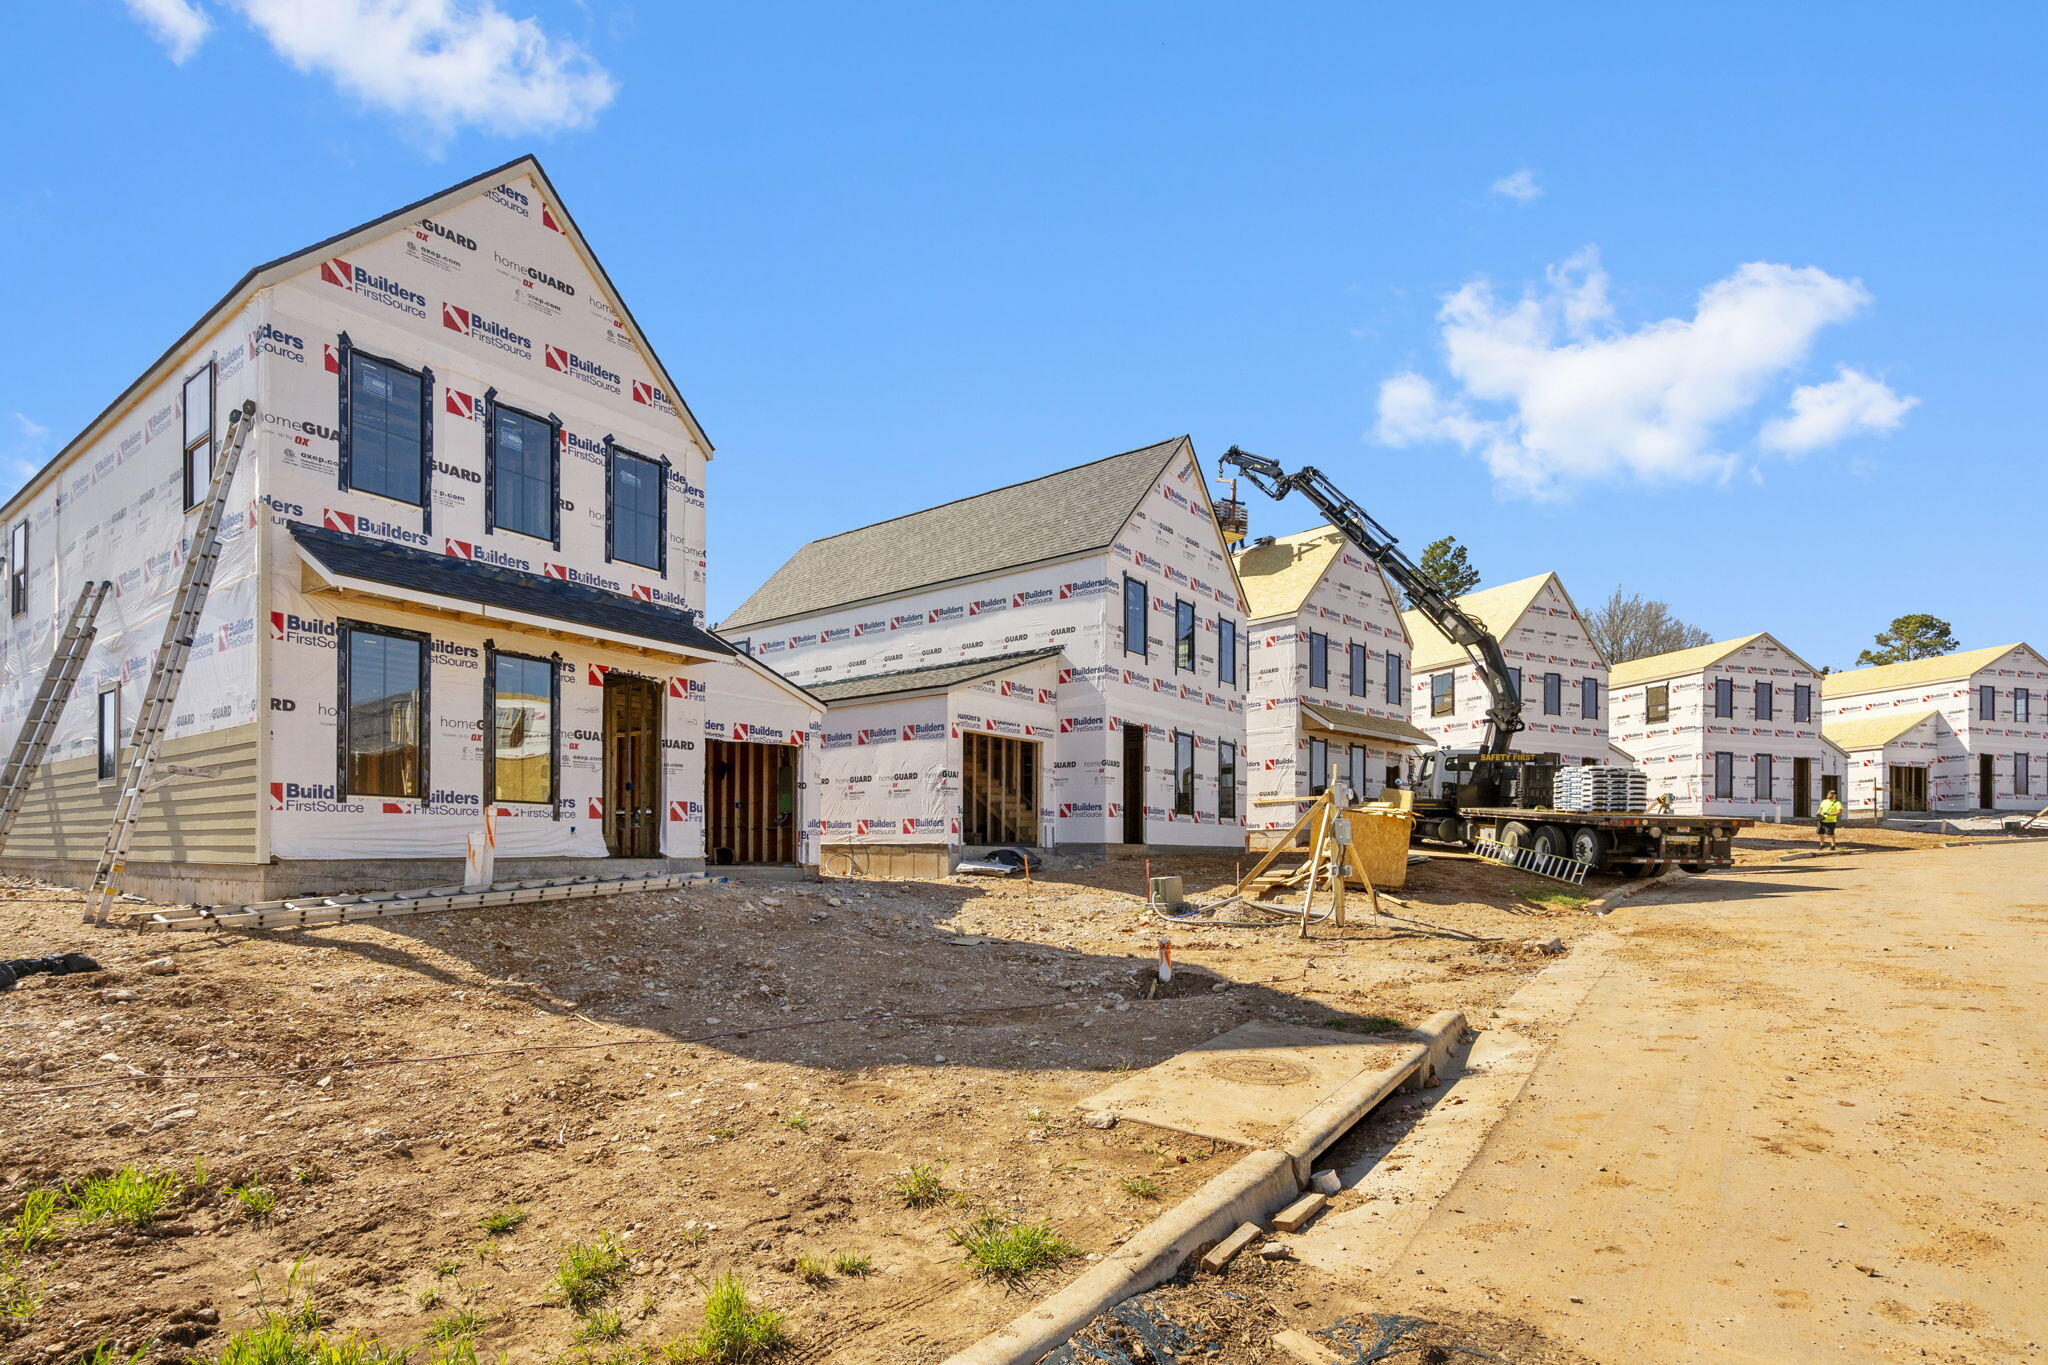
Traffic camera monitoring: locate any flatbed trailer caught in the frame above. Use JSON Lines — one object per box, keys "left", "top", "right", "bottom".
{"left": 1437, "top": 807, "right": 1753, "bottom": 875}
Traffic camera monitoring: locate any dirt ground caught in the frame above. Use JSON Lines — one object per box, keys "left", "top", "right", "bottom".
{"left": 0, "top": 850, "right": 1592, "bottom": 1363}
{"left": 1731, "top": 819, "right": 2004, "bottom": 862}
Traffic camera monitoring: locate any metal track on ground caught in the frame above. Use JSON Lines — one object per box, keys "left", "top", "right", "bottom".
{"left": 137, "top": 872, "right": 700, "bottom": 933}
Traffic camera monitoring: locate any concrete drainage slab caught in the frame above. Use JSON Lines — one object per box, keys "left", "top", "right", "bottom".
{"left": 1077, "top": 1021, "right": 1426, "bottom": 1149}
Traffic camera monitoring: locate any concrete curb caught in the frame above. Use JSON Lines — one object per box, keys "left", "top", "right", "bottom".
{"left": 939, "top": 1010, "right": 1467, "bottom": 1365}
{"left": 1585, "top": 867, "right": 1691, "bottom": 916}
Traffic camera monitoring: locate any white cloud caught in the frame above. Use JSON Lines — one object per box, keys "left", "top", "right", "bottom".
{"left": 1759, "top": 366, "right": 1918, "bottom": 453}
{"left": 118, "top": 0, "right": 617, "bottom": 137}
{"left": 2, "top": 412, "right": 52, "bottom": 502}
{"left": 1490, "top": 169, "right": 1542, "bottom": 203}
{"left": 121, "top": 0, "right": 211, "bottom": 62}
{"left": 1374, "top": 247, "right": 1904, "bottom": 497}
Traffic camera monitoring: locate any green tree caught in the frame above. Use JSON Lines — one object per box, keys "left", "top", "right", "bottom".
{"left": 1410, "top": 536, "right": 1480, "bottom": 606}
{"left": 1857, "top": 614, "right": 1959, "bottom": 666}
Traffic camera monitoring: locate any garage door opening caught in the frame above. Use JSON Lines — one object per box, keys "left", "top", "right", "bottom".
{"left": 963, "top": 732, "right": 1039, "bottom": 846}
{"left": 706, "top": 739, "right": 797, "bottom": 864}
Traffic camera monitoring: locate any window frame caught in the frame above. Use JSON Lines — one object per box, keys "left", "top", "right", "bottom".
{"left": 336, "top": 619, "right": 432, "bottom": 802}
{"left": 1646, "top": 682, "right": 1671, "bottom": 724}
{"left": 1348, "top": 642, "right": 1368, "bottom": 698}
{"left": 1218, "top": 739, "right": 1238, "bottom": 821}
{"left": 1582, "top": 676, "right": 1600, "bottom": 721}
{"left": 96, "top": 686, "right": 120, "bottom": 782}
{"left": 1174, "top": 598, "right": 1196, "bottom": 673}
{"left": 7, "top": 519, "right": 26, "bottom": 619}
{"left": 1980, "top": 684, "right": 1997, "bottom": 721}
{"left": 1713, "top": 750, "right": 1734, "bottom": 799}
{"left": 181, "top": 360, "right": 215, "bottom": 511}
{"left": 1506, "top": 667, "right": 1522, "bottom": 705}
{"left": 2016, "top": 751, "right": 2031, "bottom": 797}
{"left": 1793, "top": 683, "right": 1812, "bottom": 723}
{"left": 1754, "top": 679, "right": 1774, "bottom": 721}
{"left": 1384, "top": 651, "right": 1402, "bottom": 706}
{"left": 1172, "top": 729, "right": 1195, "bottom": 817}
{"left": 1217, "top": 617, "right": 1237, "bottom": 686}
{"left": 1542, "top": 671, "right": 1562, "bottom": 716}
{"left": 1348, "top": 743, "right": 1368, "bottom": 795}
{"left": 337, "top": 333, "right": 435, "bottom": 524}
{"left": 1308, "top": 737, "right": 1330, "bottom": 794}
{"left": 483, "top": 645, "right": 561, "bottom": 811}
{"left": 1755, "top": 752, "right": 1774, "bottom": 802}
{"left": 604, "top": 439, "right": 668, "bottom": 573}
{"left": 1122, "top": 575, "right": 1148, "bottom": 659}
{"left": 1308, "top": 632, "right": 1329, "bottom": 690}
{"left": 2015, "top": 688, "right": 2031, "bottom": 724}
{"left": 1713, "top": 677, "right": 1734, "bottom": 719}
{"left": 1430, "top": 671, "right": 1455, "bottom": 718}
{"left": 484, "top": 390, "right": 563, "bottom": 547}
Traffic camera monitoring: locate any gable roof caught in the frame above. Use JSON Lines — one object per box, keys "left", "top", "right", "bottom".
{"left": 1300, "top": 701, "right": 1434, "bottom": 747}
{"left": 1, "top": 154, "right": 708, "bottom": 525}
{"left": 804, "top": 648, "right": 1064, "bottom": 705}
{"left": 723, "top": 437, "right": 1190, "bottom": 631}
{"left": 1823, "top": 708, "right": 1944, "bottom": 752}
{"left": 1820, "top": 644, "right": 2033, "bottom": 698}
{"left": 716, "top": 643, "right": 826, "bottom": 712}
{"left": 1608, "top": 631, "right": 1823, "bottom": 688}
{"left": 1401, "top": 572, "right": 1572, "bottom": 675}
{"left": 1236, "top": 527, "right": 1346, "bottom": 620}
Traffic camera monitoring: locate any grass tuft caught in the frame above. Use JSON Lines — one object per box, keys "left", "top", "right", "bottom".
{"left": 8, "top": 1189, "right": 61, "bottom": 1254}
{"left": 791, "top": 1252, "right": 830, "bottom": 1285}
{"left": 75, "top": 1345, "right": 148, "bottom": 1365}
{"left": 1, "top": 1255, "right": 43, "bottom": 1323}
{"left": 829, "top": 1252, "right": 873, "bottom": 1277}
{"left": 664, "top": 1274, "right": 786, "bottom": 1362}
{"left": 69, "top": 1166, "right": 183, "bottom": 1227}
{"left": 1328, "top": 1014, "right": 1402, "bottom": 1035}
{"left": 425, "top": 1304, "right": 485, "bottom": 1342}
{"left": 888, "top": 1161, "right": 951, "bottom": 1209}
{"left": 479, "top": 1207, "right": 526, "bottom": 1236}
{"left": 576, "top": 1306, "right": 627, "bottom": 1343}
{"left": 553, "top": 1235, "right": 630, "bottom": 1312}
{"left": 780, "top": 1112, "right": 809, "bottom": 1133}
{"left": 946, "top": 1214, "right": 1077, "bottom": 1285}
{"left": 1118, "top": 1176, "right": 1161, "bottom": 1200}
{"left": 232, "top": 1180, "right": 279, "bottom": 1219}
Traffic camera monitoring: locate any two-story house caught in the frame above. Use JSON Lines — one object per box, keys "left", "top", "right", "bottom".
{"left": 1402, "top": 573, "right": 1610, "bottom": 764}
{"left": 0, "top": 157, "right": 738, "bottom": 904}
{"left": 1235, "top": 526, "right": 1430, "bottom": 841}
{"left": 1609, "top": 633, "right": 1840, "bottom": 817}
{"left": 1820, "top": 643, "right": 2047, "bottom": 813}
{"left": 719, "top": 438, "right": 1249, "bottom": 874}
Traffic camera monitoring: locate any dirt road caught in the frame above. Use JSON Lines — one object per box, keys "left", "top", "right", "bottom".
{"left": 1321, "top": 842, "right": 2048, "bottom": 1363}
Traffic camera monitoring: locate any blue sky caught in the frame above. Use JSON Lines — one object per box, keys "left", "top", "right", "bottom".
{"left": 2, "top": 2, "right": 2041, "bottom": 668}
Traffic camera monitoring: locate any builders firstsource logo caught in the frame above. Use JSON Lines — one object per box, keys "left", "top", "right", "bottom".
{"left": 441, "top": 303, "right": 532, "bottom": 359}
{"left": 269, "top": 612, "right": 336, "bottom": 648}
{"left": 444, "top": 539, "right": 532, "bottom": 571}
{"left": 631, "top": 380, "right": 676, "bottom": 414}
{"left": 323, "top": 509, "right": 430, "bottom": 548}
{"left": 544, "top": 344, "right": 621, "bottom": 393}
{"left": 268, "top": 782, "right": 363, "bottom": 814}
{"left": 318, "top": 256, "right": 427, "bottom": 319}
{"left": 247, "top": 322, "right": 306, "bottom": 364}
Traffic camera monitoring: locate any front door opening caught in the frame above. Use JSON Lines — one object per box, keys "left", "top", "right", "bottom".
{"left": 1888, "top": 764, "right": 1928, "bottom": 812}
{"left": 1979, "top": 753, "right": 1996, "bottom": 809}
{"left": 602, "top": 674, "right": 661, "bottom": 857}
{"left": 1122, "top": 722, "right": 1147, "bottom": 845}
{"left": 1793, "top": 756, "right": 1814, "bottom": 818}
{"left": 706, "top": 738, "right": 797, "bottom": 864}
{"left": 963, "top": 732, "right": 1039, "bottom": 846}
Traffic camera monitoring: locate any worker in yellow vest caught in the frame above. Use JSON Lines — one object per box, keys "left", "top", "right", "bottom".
{"left": 1817, "top": 790, "right": 1844, "bottom": 850}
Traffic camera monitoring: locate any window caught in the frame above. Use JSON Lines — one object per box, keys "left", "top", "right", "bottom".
{"left": 1218, "top": 740, "right": 1238, "bottom": 821}
{"left": 340, "top": 624, "right": 428, "bottom": 799}
{"left": 1794, "top": 683, "right": 1812, "bottom": 723}
{"left": 487, "top": 394, "right": 559, "bottom": 543}
{"left": 1582, "top": 677, "right": 1600, "bottom": 721}
{"left": 341, "top": 341, "right": 430, "bottom": 507}
{"left": 1979, "top": 685, "right": 1996, "bottom": 721}
{"left": 1308, "top": 632, "right": 1329, "bottom": 689}
{"left": 2017, "top": 688, "right": 2032, "bottom": 724}
{"left": 1646, "top": 683, "right": 1670, "bottom": 724}
{"left": 96, "top": 688, "right": 120, "bottom": 782}
{"left": 7, "top": 520, "right": 26, "bottom": 618}
{"left": 181, "top": 362, "right": 214, "bottom": 510}
{"left": 2017, "top": 752, "right": 2031, "bottom": 797}
{"left": 1755, "top": 752, "right": 1774, "bottom": 802}
{"left": 1713, "top": 750, "right": 1734, "bottom": 799}
{"left": 1543, "top": 672, "right": 1562, "bottom": 716}
{"left": 1384, "top": 652, "right": 1402, "bottom": 705}
{"left": 1123, "top": 576, "right": 1148, "bottom": 657}
{"left": 606, "top": 444, "right": 665, "bottom": 571}
{"left": 1713, "top": 677, "right": 1734, "bottom": 718}
{"left": 1308, "top": 737, "right": 1330, "bottom": 794}
{"left": 488, "top": 650, "right": 557, "bottom": 805}
{"left": 1218, "top": 618, "right": 1238, "bottom": 686}
{"left": 1349, "top": 643, "right": 1368, "bottom": 697}
{"left": 1349, "top": 744, "right": 1368, "bottom": 795}
{"left": 1430, "top": 672, "right": 1455, "bottom": 717}
{"left": 1173, "top": 731, "right": 1195, "bottom": 816}
{"left": 1754, "top": 680, "right": 1773, "bottom": 721}
{"left": 1174, "top": 599, "right": 1196, "bottom": 673}
{"left": 1506, "top": 667, "right": 1522, "bottom": 703}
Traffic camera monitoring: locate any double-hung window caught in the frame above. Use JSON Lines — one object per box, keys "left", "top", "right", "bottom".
{"left": 1582, "top": 677, "right": 1601, "bottom": 721}
{"left": 2017, "top": 752, "right": 2032, "bottom": 797}
{"left": 1713, "top": 750, "right": 1734, "bottom": 799}
{"left": 487, "top": 650, "right": 558, "bottom": 806}
{"left": 2016, "top": 688, "right": 2032, "bottom": 724}
{"left": 1755, "top": 680, "right": 1774, "bottom": 721}
{"left": 7, "top": 520, "right": 26, "bottom": 618}
{"left": 1174, "top": 599, "right": 1196, "bottom": 672}
{"left": 1430, "top": 672, "right": 1455, "bottom": 717}
{"left": 96, "top": 688, "right": 120, "bottom": 782}
{"left": 1384, "top": 652, "right": 1402, "bottom": 705}
{"left": 1349, "top": 642, "right": 1367, "bottom": 697}
{"left": 1543, "top": 672, "right": 1562, "bottom": 716}
{"left": 1218, "top": 740, "right": 1238, "bottom": 821}
{"left": 606, "top": 443, "right": 666, "bottom": 571}
{"left": 1308, "top": 632, "right": 1329, "bottom": 690}
{"left": 1308, "top": 737, "right": 1330, "bottom": 794}
{"left": 1646, "top": 683, "right": 1671, "bottom": 724}
{"left": 486, "top": 394, "right": 560, "bottom": 543}
{"left": 1123, "top": 576, "right": 1148, "bottom": 657}
{"left": 1793, "top": 683, "right": 1812, "bottom": 722}
{"left": 1755, "top": 752, "right": 1774, "bottom": 802}
{"left": 341, "top": 340, "right": 431, "bottom": 508}
{"left": 1173, "top": 730, "right": 1195, "bottom": 816}
{"left": 1217, "top": 618, "right": 1238, "bottom": 685}
{"left": 340, "top": 623, "right": 429, "bottom": 800}
{"left": 1348, "top": 743, "right": 1368, "bottom": 794}
{"left": 181, "top": 361, "right": 214, "bottom": 510}
{"left": 1506, "top": 667, "right": 1522, "bottom": 704}
{"left": 1713, "top": 678, "right": 1734, "bottom": 718}
{"left": 1980, "top": 685, "right": 1997, "bottom": 721}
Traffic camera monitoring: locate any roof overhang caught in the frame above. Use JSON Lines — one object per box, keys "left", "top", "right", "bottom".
{"left": 1300, "top": 701, "right": 1434, "bottom": 748}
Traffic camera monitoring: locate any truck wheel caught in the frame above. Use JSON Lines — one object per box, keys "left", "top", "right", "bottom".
{"left": 1436, "top": 818, "right": 1467, "bottom": 846}
{"left": 1680, "top": 860, "right": 1711, "bottom": 873}
{"left": 1498, "top": 821, "right": 1534, "bottom": 850}
{"left": 1530, "top": 825, "right": 1569, "bottom": 859}
{"left": 1570, "top": 826, "right": 1610, "bottom": 870}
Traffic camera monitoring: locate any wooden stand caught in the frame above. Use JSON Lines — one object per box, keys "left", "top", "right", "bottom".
{"left": 1232, "top": 786, "right": 1381, "bottom": 935}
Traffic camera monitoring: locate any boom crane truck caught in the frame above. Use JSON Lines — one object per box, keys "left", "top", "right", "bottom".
{"left": 1220, "top": 447, "right": 1748, "bottom": 874}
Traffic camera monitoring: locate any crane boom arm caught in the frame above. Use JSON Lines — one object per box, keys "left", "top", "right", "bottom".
{"left": 1221, "top": 446, "right": 1524, "bottom": 755}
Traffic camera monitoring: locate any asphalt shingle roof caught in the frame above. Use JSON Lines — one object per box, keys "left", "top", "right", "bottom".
{"left": 804, "top": 649, "right": 1065, "bottom": 705}
{"left": 722, "top": 438, "right": 1189, "bottom": 630}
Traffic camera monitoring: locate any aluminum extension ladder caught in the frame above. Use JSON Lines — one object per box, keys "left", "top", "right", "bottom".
{"left": 84, "top": 400, "right": 257, "bottom": 924}
{"left": 0, "top": 580, "right": 113, "bottom": 849}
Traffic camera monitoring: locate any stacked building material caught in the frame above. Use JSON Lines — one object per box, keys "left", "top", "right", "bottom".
{"left": 1552, "top": 765, "right": 1649, "bottom": 813}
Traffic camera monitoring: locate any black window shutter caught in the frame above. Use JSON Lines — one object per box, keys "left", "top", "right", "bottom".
{"left": 547, "top": 414, "right": 563, "bottom": 551}
{"left": 548, "top": 651, "right": 563, "bottom": 819}
{"left": 656, "top": 453, "right": 672, "bottom": 576}
{"left": 336, "top": 332, "right": 354, "bottom": 492}
{"left": 334, "top": 625, "right": 352, "bottom": 798}
{"left": 418, "top": 365, "right": 435, "bottom": 535}
{"left": 602, "top": 436, "right": 616, "bottom": 563}
{"left": 482, "top": 641, "right": 497, "bottom": 808}
{"left": 416, "top": 632, "right": 432, "bottom": 807}
{"left": 482, "top": 388, "right": 499, "bottom": 534}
